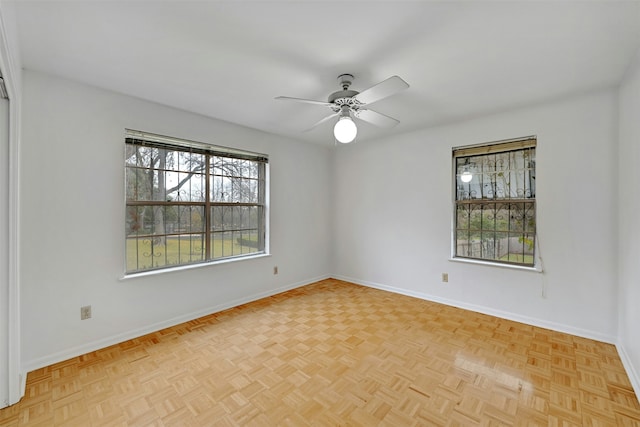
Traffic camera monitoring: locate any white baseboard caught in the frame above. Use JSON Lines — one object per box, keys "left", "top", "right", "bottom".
{"left": 333, "top": 275, "right": 617, "bottom": 344}
{"left": 21, "top": 274, "right": 330, "bottom": 376}
{"left": 617, "top": 343, "right": 640, "bottom": 398}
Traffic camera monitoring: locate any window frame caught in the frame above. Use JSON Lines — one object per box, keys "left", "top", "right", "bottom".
{"left": 124, "top": 130, "right": 268, "bottom": 275}
{"left": 452, "top": 137, "right": 537, "bottom": 269}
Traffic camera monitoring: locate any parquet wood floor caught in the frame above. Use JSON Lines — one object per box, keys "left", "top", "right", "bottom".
{"left": 1, "top": 279, "right": 639, "bottom": 426}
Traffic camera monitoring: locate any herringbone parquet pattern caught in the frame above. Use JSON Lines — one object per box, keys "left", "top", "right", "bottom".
{"left": 1, "top": 279, "right": 639, "bottom": 426}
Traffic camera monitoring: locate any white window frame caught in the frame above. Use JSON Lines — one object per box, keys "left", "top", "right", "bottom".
{"left": 452, "top": 137, "right": 537, "bottom": 269}
{"left": 124, "top": 130, "right": 268, "bottom": 275}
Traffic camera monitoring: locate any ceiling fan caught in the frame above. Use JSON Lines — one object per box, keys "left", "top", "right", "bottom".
{"left": 276, "top": 74, "right": 409, "bottom": 143}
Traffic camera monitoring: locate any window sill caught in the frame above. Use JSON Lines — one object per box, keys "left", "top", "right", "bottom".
{"left": 120, "top": 253, "right": 271, "bottom": 281}
{"left": 448, "top": 257, "right": 542, "bottom": 273}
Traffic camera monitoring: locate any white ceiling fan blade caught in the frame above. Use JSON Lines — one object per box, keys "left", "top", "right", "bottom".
{"left": 304, "top": 112, "right": 340, "bottom": 132}
{"left": 275, "top": 96, "right": 333, "bottom": 107}
{"left": 354, "top": 76, "right": 409, "bottom": 105}
{"left": 354, "top": 109, "right": 400, "bottom": 128}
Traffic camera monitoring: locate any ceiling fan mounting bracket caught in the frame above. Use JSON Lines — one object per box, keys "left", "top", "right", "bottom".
{"left": 337, "top": 73, "right": 354, "bottom": 90}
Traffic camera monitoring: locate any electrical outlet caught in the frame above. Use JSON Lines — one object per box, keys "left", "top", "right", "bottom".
{"left": 273, "top": 266, "right": 278, "bottom": 275}
{"left": 80, "top": 305, "right": 92, "bottom": 320}
{"left": 442, "top": 273, "right": 449, "bottom": 283}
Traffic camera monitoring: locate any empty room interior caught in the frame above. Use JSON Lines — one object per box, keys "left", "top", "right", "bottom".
{"left": 1, "top": 1, "right": 640, "bottom": 425}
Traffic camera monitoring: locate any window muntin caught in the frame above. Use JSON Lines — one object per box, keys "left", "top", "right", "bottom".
{"left": 125, "top": 132, "right": 267, "bottom": 274}
{"left": 454, "top": 139, "right": 536, "bottom": 266}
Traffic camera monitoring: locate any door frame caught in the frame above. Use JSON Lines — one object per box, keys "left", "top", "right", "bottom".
{"left": 0, "top": 4, "right": 22, "bottom": 407}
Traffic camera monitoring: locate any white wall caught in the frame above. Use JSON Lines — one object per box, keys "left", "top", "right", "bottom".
{"left": 333, "top": 89, "right": 619, "bottom": 343}
{"left": 20, "top": 70, "right": 333, "bottom": 371}
{"left": 618, "top": 47, "right": 640, "bottom": 394}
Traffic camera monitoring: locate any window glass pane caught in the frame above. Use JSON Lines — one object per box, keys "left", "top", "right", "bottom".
{"left": 249, "top": 161, "right": 259, "bottom": 179}
{"left": 481, "top": 204, "right": 496, "bottom": 228}
{"left": 210, "top": 206, "right": 260, "bottom": 233}
{"left": 244, "top": 178, "right": 259, "bottom": 203}
{"left": 211, "top": 170, "right": 260, "bottom": 202}
{"left": 214, "top": 176, "right": 229, "bottom": 202}
{"left": 456, "top": 204, "right": 469, "bottom": 229}
{"left": 179, "top": 234, "right": 205, "bottom": 264}
{"left": 126, "top": 235, "right": 168, "bottom": 271}
{"left": 125, "top": 167, "right": 138, "bottom": 201}
{"left": 455, "top": 229, "right": 470, "bottom": 258}
{"left": 209, "top": 205, "right": 262, "bottom": 258}
{"left": 135, "top": 146, "right": 155, "bottom": 168}
{"left": 212, "top": 231, "right": 235, "bottom": 259}
{"left": 509, "top": 203, "right": 525, "bottom": 232}
{"left": 481, "top": 232, "right": 497, "bottom": 260}
{"left": 495, "top": 231, "right": 509, "bottom": 259}
{"left": 240, "top": 160, "right": 250, "bottom": 178}
{"left": 166, "top": 171, "right": 183, "bottom": 201}
{"left": 237, "top": 231, "right": 258, "bottom": 254}
{"left": 524, "top": 203, "right": 536, "bottom": 233}
{"left": 481, "top": 173, "right": 496, "bottom": 199}
{"left": 248, "top": 206, "right": 259, "bottom": 229}
{"left": 469, "top": 205, "right": 483, "bottom": 234}
{"left": 125, "top": 205, "right": 157, "bottom": 236}
{"left": 127, "top": 168, "right": 152, "bottom": 202}
{"left": 212, "top": 206, "right": 233, "bottom": 231}
{"left": 168, "top": 205, "right": 204, "bottom": 234}
{"left": 494, "top": 152, "right": 508, "bottom": 172}
{"left": 502, "top": 233, "right": 535, "bottom": 264}
{"left": 495, "top": 204, "right": 509, "bottom": 231}
{"left": 456, "top": 179, "right": 470, "bottom": 200}
{"left": 126, "top": 206, "right": 143, "bottom": 237}
{"left": 166, "top": 171, "right": 206, "bottom": 202}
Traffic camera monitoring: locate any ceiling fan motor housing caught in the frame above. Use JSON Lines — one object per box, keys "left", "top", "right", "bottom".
{"left": 328, "top": 73, "right": 361, "bottom": 111}
{"left": 328, "top": 90, "right": 359, "bottom": 104}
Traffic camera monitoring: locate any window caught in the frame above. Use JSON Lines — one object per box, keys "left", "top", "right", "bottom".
{"left": 453, "top": 138, "right": 536, "bottom": 267}
{"left": 125, "top": 130, "right": 268, "bottom": 274}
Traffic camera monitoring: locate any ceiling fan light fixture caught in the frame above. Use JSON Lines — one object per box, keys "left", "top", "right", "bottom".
{"left": 334, "top": 115, "right": 357, "bottom": 143}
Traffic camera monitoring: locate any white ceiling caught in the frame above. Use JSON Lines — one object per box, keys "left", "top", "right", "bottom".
{"left": 12, "top": 1, "right": 640, "bottom": 146}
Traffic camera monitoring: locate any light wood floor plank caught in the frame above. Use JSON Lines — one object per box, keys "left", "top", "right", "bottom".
{"left": 1, "top": 279, "right": 639, "bottom": 426}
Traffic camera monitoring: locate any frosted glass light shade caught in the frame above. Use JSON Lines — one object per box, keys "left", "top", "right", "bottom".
{"left": 334, "top": 116, "right": 357, "bottom": 143}
{"left": 461, "top": 170, "right": 473, "bottom": 183}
